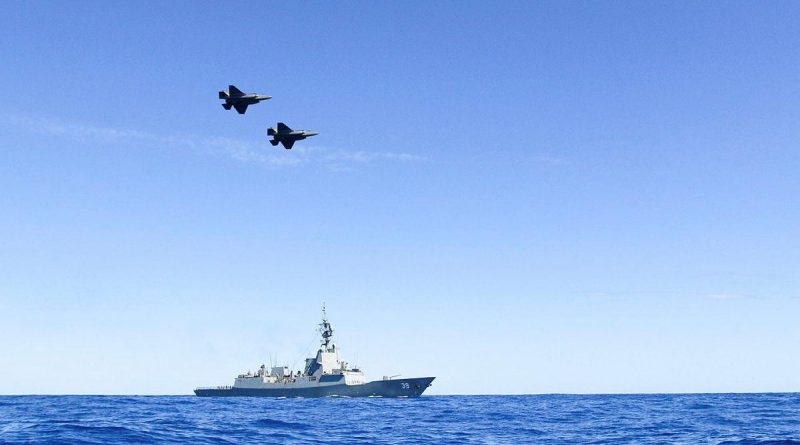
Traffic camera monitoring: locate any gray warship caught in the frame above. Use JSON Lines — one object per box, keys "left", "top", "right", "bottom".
{"left": 194, "top": 308, "right": 435, "bottom": 398}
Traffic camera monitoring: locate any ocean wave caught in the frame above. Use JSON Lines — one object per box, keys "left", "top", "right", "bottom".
{"left": 252, "top": 418, "right": 312, "bottom": 429}
{"left": 718, "top": 441, "right": 800, "bottom": 445}
{"left": 0, "top": 394, "right": 798, "bottom": 444}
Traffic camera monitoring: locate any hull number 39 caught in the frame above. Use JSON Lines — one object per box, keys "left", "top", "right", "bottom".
{"left": 401, "top": 383, "right": 410, "bottom": 389}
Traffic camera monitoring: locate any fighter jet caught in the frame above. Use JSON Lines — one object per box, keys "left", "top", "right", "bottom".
{"left": 267, "top": 122, "right": 318, "bottom": 149}
{"left": 218, "top": 85, "right": 271, "bottom": 114}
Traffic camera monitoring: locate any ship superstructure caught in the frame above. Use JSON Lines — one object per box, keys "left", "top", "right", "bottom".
{"left": 194, "top": 307, "right": 434, "bottom": 397}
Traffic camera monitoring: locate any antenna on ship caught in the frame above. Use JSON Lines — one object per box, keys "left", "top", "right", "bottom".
{"left": 319, "top": 303, "right": 334, "bottom": 351}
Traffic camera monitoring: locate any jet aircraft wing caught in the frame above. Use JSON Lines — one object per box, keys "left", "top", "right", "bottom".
{"left": 228, "top": 85, "right": 244, "bottom": 96}
{"left": 281, "top": 140, "right": 295, "bottom": 149}
{"left": 233, "top": 103, "right": 248, "bottom": 114}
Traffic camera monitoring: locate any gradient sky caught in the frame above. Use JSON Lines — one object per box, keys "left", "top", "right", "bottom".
{"left": 1, "top": 1, "right": 799, "bottom": 395}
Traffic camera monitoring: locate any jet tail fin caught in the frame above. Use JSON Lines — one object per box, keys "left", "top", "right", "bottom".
{"left": 228, "top": 85, "right": 244, "bottom": 96}
{"left": 218, "top": 90, "right": 229, "bottom": 99}
{"left": 222, "top": 103, "right": 232, "bottom": 110}
{"left": 267, "top": 127, "right": 276, "bottom": 136}
{"left": 269, "top": 139, "right": 279, "bottom": 146}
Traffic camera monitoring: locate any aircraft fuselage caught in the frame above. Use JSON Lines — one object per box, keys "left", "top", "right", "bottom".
{"left": 225, "top": 95, "right": 270, "bottom": 104}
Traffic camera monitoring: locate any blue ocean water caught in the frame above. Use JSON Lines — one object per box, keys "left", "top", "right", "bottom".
{"left": 1, "top": 394, "right": 798, "bottom": 444}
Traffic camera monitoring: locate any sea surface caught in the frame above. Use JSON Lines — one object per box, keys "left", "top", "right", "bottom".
{"left": 1, "top": 393, "right": 798, "bottom": 444}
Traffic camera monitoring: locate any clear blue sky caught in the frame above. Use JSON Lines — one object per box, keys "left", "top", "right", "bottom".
{"left": 1, "top": 1, "right": 799, "bottom": 394}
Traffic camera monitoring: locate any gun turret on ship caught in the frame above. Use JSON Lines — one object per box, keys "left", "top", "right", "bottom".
{"left": 194, "top": 307, "right": 435, "bottom": 398}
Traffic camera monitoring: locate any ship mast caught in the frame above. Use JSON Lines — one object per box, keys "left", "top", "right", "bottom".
{"left": 319, "top": 304, "right": 334, "bottom": 351}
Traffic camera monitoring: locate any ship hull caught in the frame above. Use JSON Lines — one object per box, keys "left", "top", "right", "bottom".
{"left": 194, "top": 377, "right": 435, "bottom": 398}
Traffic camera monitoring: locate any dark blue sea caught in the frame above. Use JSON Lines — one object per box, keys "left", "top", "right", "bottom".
{"left": 1, "top": 394, "right": 798, "bottom": 444}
